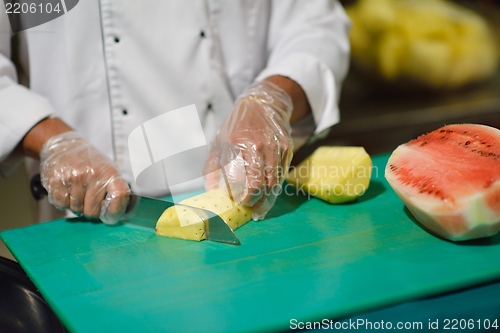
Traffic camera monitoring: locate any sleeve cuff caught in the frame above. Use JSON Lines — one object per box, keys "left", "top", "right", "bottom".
{"left": 0, "top": 77, "right": 55, "bottom": 177}
{"left": 254, "top": 52, "right": 340, "bottom": 135}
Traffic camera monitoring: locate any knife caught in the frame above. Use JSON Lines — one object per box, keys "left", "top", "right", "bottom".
{"left": 30, "top": 174, "right": 241, "bottom": 245}
{"left": 124, "top": 194, "right": 240, "bottom": 245}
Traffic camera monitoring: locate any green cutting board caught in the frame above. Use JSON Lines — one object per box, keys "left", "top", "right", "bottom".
{"left": 2, "top": 154, "right": 500, "bottom": 333}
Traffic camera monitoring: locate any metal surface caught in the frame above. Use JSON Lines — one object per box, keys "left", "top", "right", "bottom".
{"left": 122, "top": 194, "right": 173, "bottom": 230}
{"left": 124, "top": 194, "right": 240, "bottom": 245}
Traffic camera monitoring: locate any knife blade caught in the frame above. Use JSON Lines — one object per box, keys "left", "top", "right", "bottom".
{"left": 30, "top": 174, "right": 241, "bottom": 245}
{"left": 123, "top": 194, "right": 241, "bottom": 245}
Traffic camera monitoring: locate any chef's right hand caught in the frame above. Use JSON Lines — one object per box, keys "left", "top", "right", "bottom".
{"left": 39, "top": 131, "right": 130, "bottom": 224}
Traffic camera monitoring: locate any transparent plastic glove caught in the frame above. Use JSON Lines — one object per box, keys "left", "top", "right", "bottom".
{"left": 204, "top": 81, "right": 294, "bottom": 220}
{"left": 40, "top": 131, "right": 130, "bottom": 224}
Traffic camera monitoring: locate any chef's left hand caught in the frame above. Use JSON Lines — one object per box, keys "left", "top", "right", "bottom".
{"left": 204, "top": 77, "right": 304, "bottom": 220}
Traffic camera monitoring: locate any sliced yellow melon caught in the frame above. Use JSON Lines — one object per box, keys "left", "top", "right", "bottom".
{"left": 155, "top": 188, "right": 252, "bottom": 241}
{"left": 286, "top": 146, "right": 372, "bottom": 204}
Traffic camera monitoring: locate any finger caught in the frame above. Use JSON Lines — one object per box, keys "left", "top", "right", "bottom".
{"left": 83, "top": 178, "right": 108, "bottom": 218}
{"left": 250, "top": 197, "right": 272, "bottom": 220}
{"left": 48, "top": 186, "right": 70, "bottom": 210}
{"left": 249, "top": 149, "right": 278, "bottom": 213}
{"left": 45, "top": 175, "right": 70, "bottom": 209}
{"left": 263, "top": 151, "right": 279, "bottom": 191}
{"left": 219, "top": 144, "right": 246, "bottom": 198}
{"left": 204, "top": 169, "right": 222, "bottom": 191}
{"left": 68, "top": 172, "right": 86, "bottom": 215}
{"left": 221, "top": 133, "right": 269, "bottom": 206}
{"left": 203, "top": 147, "right": 222, "bottom": 191}
{"left": 100, "top": 177, "right": 130, "bottom": 224}
{"left": 235, "top": 149, "right": 265, "bottom": 206}
{"left": 250, "top": 142, "right": 292, "bottom": 218}
{"left": 264, "top": 138, "right": 293, "bottom": 191}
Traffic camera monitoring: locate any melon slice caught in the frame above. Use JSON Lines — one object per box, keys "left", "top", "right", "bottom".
{"left": 385, "top": 124, "right": 500, "bottom": 241}
{"left": 155, "top": 189, "right": 252, "bottom": 241}
{"left": 286, "top": 146, "right": 372, "bottom": 203}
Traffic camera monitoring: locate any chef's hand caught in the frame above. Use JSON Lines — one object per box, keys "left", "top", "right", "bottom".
{"left": 39, "top": 131, "right": 130, "bottom": 224}
{"left": 204, "top": 79, "right": 298, "bottom": 220}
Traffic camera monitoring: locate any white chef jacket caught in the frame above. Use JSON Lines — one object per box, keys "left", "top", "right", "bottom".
{"left": 0, "top": 0, "right": 350, "bottom": 207}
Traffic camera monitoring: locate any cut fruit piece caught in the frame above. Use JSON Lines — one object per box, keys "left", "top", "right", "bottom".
{"left": 385, "top": 124, "right": 500, "bottom": 241}
{"left": 155, "top": 189, "right": 252, "bottom": 241}
{"left": 286, "top": 146, "right": 372, "bottom": 204}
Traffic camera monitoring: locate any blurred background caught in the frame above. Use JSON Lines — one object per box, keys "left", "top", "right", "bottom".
{"left": 327, "top": 0, "right": 500, "bottom": 154}
{"left": 2, "top": 0, "right": 500, "bottom": 259}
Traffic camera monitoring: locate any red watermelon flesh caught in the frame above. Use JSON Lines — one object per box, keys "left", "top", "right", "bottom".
{"left": 385, "top": 124, "right": 500, "bottom": 241}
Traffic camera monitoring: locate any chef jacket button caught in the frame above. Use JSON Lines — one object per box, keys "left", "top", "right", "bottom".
{"left": 207, "top": 103, "right": 212, "bottom": 110}
{"left": 114, "top": 36, "right": 120, "bottom": 43}
{"left": 122, "top": 109, "right": 128, "bottom": 115}
{"left": 200, "top": 31, "right": 205, "bottom": 38}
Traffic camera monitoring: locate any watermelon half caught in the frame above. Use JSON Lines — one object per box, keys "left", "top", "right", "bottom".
{"left": 385, "top": 124, "right": 500, "bottom": 241}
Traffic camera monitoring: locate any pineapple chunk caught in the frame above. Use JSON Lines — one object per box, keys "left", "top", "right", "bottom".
{"left": 402, "top": 39, "right": 452, "bottom": 87}
{"left": 286, "top": 147, "right": 372, "bottom": 204}
{"left": 155, "top": 189, "right": 252, "bottom": 241}
{"left": 354, "top": 0, "right": 396, "bottom": 34}
{"left": 377, "top": 30, "right": 405, "bottom": 79}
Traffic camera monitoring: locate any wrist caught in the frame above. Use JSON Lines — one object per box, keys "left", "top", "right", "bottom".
{"left": 238, "top": 79, "right": 294, "bottom": 122}
{"left": 264, "top": 75, "right": 311, "bottom": 123}
{"left": 40, "top": 131, "right": 88, "bottom": 162}
{"left": 18, "top": 117, "right": 73, "bottom": 160}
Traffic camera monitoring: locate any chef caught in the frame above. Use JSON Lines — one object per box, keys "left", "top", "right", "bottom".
{"left": 0, "top": 1, "right": 350, "bottom": 223}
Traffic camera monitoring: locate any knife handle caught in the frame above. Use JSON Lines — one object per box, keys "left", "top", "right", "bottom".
{"left": 30, "top": 174, "right": 48, "bottom": 201}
